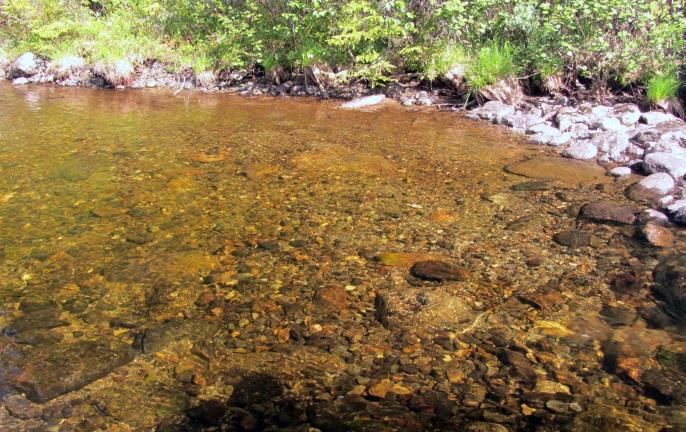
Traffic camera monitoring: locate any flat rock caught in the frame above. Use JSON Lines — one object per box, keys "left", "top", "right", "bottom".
{"left": 1, "top": 339, "right": 136, "bottom": 403}
{"left": 341, "top": 94, "right": 386, "bottom": 109}
{"left": 512, "top": 181, "right": 550, "bottom": 191}
{"left": 410, "top": 260, "right": 468, "bottom": 282}
{"left": 553, "top": 230, "right": 599, "bottom": 247}
{"left": 504, "top": 157, "right": 609, "bottom": 185}
{"left": 641, "top": 111, "right": 677, "bottom": 125}
{"left": 578, "top": 202, "right": 639, "bottom": 224}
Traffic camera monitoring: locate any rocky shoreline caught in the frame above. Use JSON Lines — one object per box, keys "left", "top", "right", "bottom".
{"left": 3, "top": 53, "right": 686, "bottom": 224}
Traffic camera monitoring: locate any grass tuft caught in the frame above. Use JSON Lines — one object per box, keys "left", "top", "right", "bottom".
{"left": 647, "top": 73, "right": 681, "bottom": 103}
{"left": 465, "top": 42, "right": 517, "bottom": 93}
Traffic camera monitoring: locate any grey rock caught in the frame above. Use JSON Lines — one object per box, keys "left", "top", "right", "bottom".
{"left": 630, "top": 128, "right": 660, "bottom": 148}
{"left": 554, "top": 108, "right": 590, "bottom": 132}
{"left": 10, "top": 52, "right": 39, "bottom": 78}
{"left": 592, "top": 131, "right": 629, "bottom": 162}
{"left": 12, "top": 77, "right": 28, "bottom": 85}
{"left": 549, "top": 132, "right": 573, "bottom": 147}
{"left": 644, "top": 152, "right": 686, "bottom": 181}
{"left": 502, "top": 112, "right": 543, "bottom": 130}
{"left": 656, "top": 121, "right": 686, "bottom": 142}
{"left": 641, "top": 111, "right": 677, "bottom": 125}
{"left": 474, "top": 101, "right": 515, "bottom": 123}
{"left": 614, "top": 104, "right": 641, "bottom": 126}
{"left": 592, "top": 117, "right": 624, "bottom": 132}
{"left": 563, "top": 141, "right": 598, "bottom": 160}
{"left": 645, "top": 139, "right": 686, "bottom": 158}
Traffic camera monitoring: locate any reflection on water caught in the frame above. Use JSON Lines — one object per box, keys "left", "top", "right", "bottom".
{"left": 0, "top": 82, "right": 684, "bottom": 431}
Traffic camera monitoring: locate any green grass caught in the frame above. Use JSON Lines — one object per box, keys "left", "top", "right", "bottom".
{"left": 647, "top": 73, "right": 681, "bottom": 103}
{"left": 422, "top": 44, "right": 466, "bottom": 81}
{"left": 465, "top": 42, "right": 517, "bottom": 92}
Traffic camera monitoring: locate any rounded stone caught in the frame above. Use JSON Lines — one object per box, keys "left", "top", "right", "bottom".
{"left": 637, "top": 172, "right": 675, "bottom": 195}
{"left": 563, "top": 141, "right": 598, "bottom": 160}
{"left": 609, "top": 167, "right": 632, "bottom": 177}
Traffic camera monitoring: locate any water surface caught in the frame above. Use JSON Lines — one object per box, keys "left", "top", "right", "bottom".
{"left": 0, "top": 83, "right": 684, "bottom": 431}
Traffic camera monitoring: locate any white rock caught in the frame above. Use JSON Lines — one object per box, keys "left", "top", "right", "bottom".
{"left": 637, "top": 173, "right": 675, "bottom": 195}
{"left": 643, "top": 152, "right": 686, "bottom": 181}
{"left": 614, "top": 104, "right": 641, "bottom": 126}
{"left": 609, "top": 167, "right": 632, "bottom": 177}
{"left": 341, "top": 94, "right": 386, "bottom": 109}
{"left": 590, "top": 105, "right": 613, "bottom": 117}
{"left": 12, "top": 77, "right": 29, "bottom": 85}
{"left": 549, "top": 133, "right": 573, "bottom": 147}
{"left": 639, "top": 209, "right": 669, "bottom": 225}
{"left": 641, "top": 111, "right": 677, "bottom": 125}
{"left": 10, "top": 52, "right": 39, "bottom": 77}
{"left": 502, "top": 112, "right": 543, "bottom": 130}
{"left": 645, "top": 139, "right": 686, "bottom": 158}
{"left": 554, "top": 109, "right": 590, "bottom": 132}
{"left": 666, "top": 199, "right": 686, "bottom": 213}
{"left": 592, "top": 117, "right": 624, "bottom": 132}
{"left": 655, "top": 121, "right": 686, "bottom": 142}
{"left": 473, "top": 101, "right": 515, "bottom": 123}
{"left": 563, "top": 141, "right": 598, "bottom": 160}
{"left": 592, "top": 131, "right": 629, "bottom": 162}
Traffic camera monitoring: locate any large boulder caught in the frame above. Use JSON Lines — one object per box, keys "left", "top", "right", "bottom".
{"left": 10, "top": 52, "right": 40, "bottom": 78}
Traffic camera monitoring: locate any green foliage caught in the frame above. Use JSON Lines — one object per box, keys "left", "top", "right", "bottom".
{"left": 0, "top": 0, "right": 684, "bottom": 101}
{"left": 647, "top": 73, "right": 681, "bottom": 103}
{"left": 465, "top": 42, "right": 517, "bottom": 92}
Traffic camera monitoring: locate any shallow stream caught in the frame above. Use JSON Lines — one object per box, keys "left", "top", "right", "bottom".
{"left": 0, "top": 82, "right": 684, "bottom": 431}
